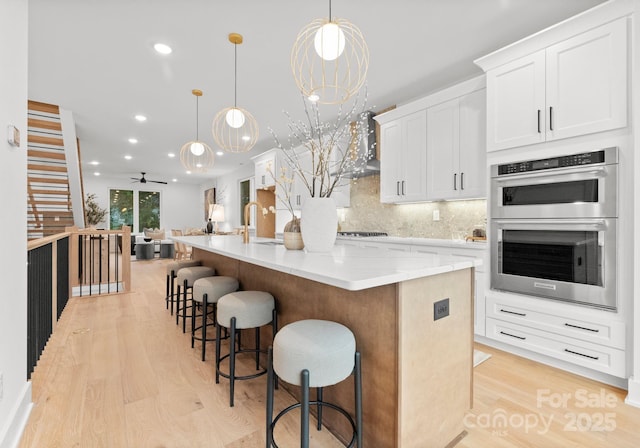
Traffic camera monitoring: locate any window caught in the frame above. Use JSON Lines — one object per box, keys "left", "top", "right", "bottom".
{"left": 239, "top": 178, "right": 253, "bottom": 226}
{"left": 110, "top": 189, "right": 133, "bottom": 230}
{"left": 139, "top": 190, "right": 160, "bottom": 230}
{"left": 109, "top": 189, "right": 161, "bottom": 233}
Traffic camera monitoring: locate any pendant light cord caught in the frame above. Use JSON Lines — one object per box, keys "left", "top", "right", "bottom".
{"left": 329, "top": 0, "right": 332, "bottom": 21}
{"left": 195, "top": 94, "right": 199, "bottom": 141}
{"left": 234, "top": 43, "right": 238, "bottom": 108}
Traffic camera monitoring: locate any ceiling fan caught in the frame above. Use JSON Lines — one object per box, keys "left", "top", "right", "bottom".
{"left": 130, "top": 172, "right": 167, "bottom": 185}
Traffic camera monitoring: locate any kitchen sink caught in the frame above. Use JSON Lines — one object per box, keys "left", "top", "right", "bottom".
{"left": 254, "top": 240, "right": 283, "bottom": 246}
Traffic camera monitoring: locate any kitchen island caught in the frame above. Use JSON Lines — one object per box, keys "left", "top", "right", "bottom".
{"left": 172, "top": 235, "right": 480, "bottom": 447}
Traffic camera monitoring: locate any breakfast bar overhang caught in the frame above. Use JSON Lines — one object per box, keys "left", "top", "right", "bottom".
{"left": 172, "top": 235, "right": 480, "bottom": 448}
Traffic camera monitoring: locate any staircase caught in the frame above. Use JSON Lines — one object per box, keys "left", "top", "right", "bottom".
{"left": 27, "top": 100, "right": 82, "bottom": 240}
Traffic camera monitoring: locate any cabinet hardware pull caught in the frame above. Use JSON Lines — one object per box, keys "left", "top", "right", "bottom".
{"left": 564, "top": 323, "right": 599, "bottom": 333}
{"left": 549, "top": 106, "right": 553, "bottom": 131}
{"left": 401, "top": 180, "right": 406, "bottom": 195}
{"left": 564, "top": 348, "right": 599, "bottom": 360}
{"left": 500, "top": 330, "right": 526, "bottom": 340}
{"left": 537, "top": 109, "right": 541, "bottom": 133}
{"left": 500, "top": 308, "right": 526, "bottom": 317}
{"left": 461, "top": 172, "right": 464, "bottom": 190}
{"left": 396, "top": 181, "right": 400, "bottom": 196}
{"left": 453, "top": 173, "right": 457, "bottom": 190}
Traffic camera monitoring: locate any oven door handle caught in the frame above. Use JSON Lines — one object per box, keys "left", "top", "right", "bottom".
{"left": 492, "top": 219, "right": 608, "bottom": 231}
{"left": 492, "top": 166, "right": 608, "bottom": 183}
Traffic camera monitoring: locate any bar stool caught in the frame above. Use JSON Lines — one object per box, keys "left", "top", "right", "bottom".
{"left": 191, "top": 276, "right": 239, "bottom": 361}
{"left": 175, "top": 266, "right": 215, "bottom": 333}
{"left": 266, "top": 319, "right": 362, "bottom": 448}
{"left": 215, "top": 291, "right": 277, "bottom": 407}
{"left": 165, "top": 260, "right": 201, "bottom": 315}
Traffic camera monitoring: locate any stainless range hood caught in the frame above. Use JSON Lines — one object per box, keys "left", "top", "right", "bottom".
{"left": 336, "top": 111, "right": 379, "bottom": 178}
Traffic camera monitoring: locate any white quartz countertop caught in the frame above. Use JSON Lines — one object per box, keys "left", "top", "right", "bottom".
{"left": 172, "top": 235, "right": 482, "bottom": 291}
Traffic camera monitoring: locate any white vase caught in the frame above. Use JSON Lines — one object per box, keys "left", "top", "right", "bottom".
{"left": 300, "top": 197, "right": 338, "bottom": 252}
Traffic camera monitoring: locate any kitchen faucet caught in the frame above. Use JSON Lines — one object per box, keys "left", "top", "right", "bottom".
{"left": 243, "top": 201, "right": 263, "bottom": 243}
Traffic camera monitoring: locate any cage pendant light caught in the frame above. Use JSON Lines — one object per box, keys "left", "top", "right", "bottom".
{"left": 291, "top": 0, "right": 369, "bottom": 104}
{"left": 212, "top": 33, "right": 258, "bottom": 153}
{"left": 180, "top": 89, "right": 214, "bottom": 172}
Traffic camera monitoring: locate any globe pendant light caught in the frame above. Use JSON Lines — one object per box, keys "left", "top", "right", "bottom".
{"left": 291, "top": 0, "right": 369, "bottom": 104}
{"left": 180, "top": 89, "right": 214, "bottom": 172}
{"left": 212, "top": 33, "right": 258, "bottom": 153}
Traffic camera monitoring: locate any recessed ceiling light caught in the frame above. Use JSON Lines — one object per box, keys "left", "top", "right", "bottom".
{"left": 134, "top": 114, "right": 147, "bottom": 122}
{"left": 154, "top": 43, "right": 172, "bottom": 55}
{"left": 94, "top": 172, "right": 100, "bottom": 176}
{"left": 124, "top": 155, "right": 132, "bottom": 160}
{"left": 216, "top": 151, "right": 224, "bottom": 156}
{"left": 128, "top": 138, "right": 138, "bottom": 144}
{"left": 308, "top": 94, "right": 320, "bottom": 102}
{"left": 241, "top": 135, "right": 251, "bottom": 141}
{"left": 89, "top": 160, "right": 99, "bottom": 166}
{"left": 186, "top": 170, "right": 192, "bottom": 175}
{"left": 172, "top": 178, "right": 178, "bottom": 182}
{"left": 168, "top": 153, "right": 176, "bottom": 158}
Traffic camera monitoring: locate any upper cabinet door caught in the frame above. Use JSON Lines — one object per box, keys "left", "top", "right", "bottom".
{"left": 486, "top": 51, "right": 546, "bottom": 152}
{"left": 379, "top": 120, "right": 402, "bottom": 203}
{"left": 426, "top": 98, "right": 459, "bottom": 200}
{"left": 401, "top": 109, "right": 428, "bottom": 203}
{"left": 545, "top": 17, "right": 627, "bottom": 141}
{"left": 458, "top": 88, "right": 486, "bottom": 199}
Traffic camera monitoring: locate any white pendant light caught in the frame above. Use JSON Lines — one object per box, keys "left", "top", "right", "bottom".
{"left": 212, "top": 33, "right": 258, "bottom": 153}
{"left": 180, "top": 89, "right": 214, "bottom": 172}
{"left": 292, "top": 0, "right": 369, "bottom": 104}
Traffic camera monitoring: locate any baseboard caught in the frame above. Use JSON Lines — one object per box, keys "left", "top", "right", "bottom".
{"left": 0, "top": 382, "right": 32, "bottom": 448}
{"left": 475, "top": 335, "right": 628, "bottom": 390}
{"left": 625, "top": 376, "right": 640, "bottom": 408}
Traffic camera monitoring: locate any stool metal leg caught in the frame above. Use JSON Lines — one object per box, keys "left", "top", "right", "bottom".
{"left": 165, "top": 274, "right": 170, "bottom": 310}
{"left": 215, "top": 324, "right": 221, "bottom": 384}
{"left": 169, "top": 270, "right": 176, "bottom": 315}
{"left": 229, "top": 316, "right": 237, "bottom": 407}
{"left": 266, "top": 346, "right": 274, "bottom": 448}
{"left": 255, "top": 327, "right": 260, "bottom": 370}
{"left": 317, "top": 387, "right": 323, "bottom": 430}
{"left": 355, "top": 351, "right": 363, "bottom": 447}
{"left": 191, "top": 293, "right": 197, "bottom": 348}
{"left": 175, "top": 284, "right": 182, "bottom": 325}
{"left": 272, "top": 309, "right": 278, "bottom": 390}
{"left": 182, "top": 280, "right": 189, "bottom": 333}
{"left": 301, "top": 369, "right": 310, "bottom": 448}
{"left": 201, "top": 293, "right": 208, "bottom": 361}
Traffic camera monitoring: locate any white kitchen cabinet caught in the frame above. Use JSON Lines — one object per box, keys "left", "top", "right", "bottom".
{"left": 252, "top": 149, "right": 277, "bottom": 189}
{"left": 378, "top": 109, "right": 428, "bottom": 203}
{"left": 485, "top": 17, "right": 627, "bottom": 151}
{"left": 485, "top": 294, "right": 626, "bottom": 377}
{"left": 426, "top": 88, "right": 486, "bottom": 200}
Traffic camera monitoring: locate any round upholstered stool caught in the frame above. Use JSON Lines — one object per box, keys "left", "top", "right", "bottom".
{"left": 165, "top": 260, "right": 201, "bottom": 315}
{"left": 191, "top": 276, "right": 239, "bottom": 361}
{"left": 175, "top": 266, "right": 215, "bottom": 333}
{"left": 266, "top": 319, "right": 362, "bottom": 448}
{"left": 215, "top": 291, "right": 277, "bottom": 407}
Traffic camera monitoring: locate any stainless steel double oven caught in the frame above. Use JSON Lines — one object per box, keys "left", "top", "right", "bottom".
{"left": 490, "top": 147, "right": 618, "bottom": 310}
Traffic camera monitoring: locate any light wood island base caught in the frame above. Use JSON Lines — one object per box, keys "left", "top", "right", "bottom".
{"left": 194, "top": 248, "right": 473, "bottom": 448}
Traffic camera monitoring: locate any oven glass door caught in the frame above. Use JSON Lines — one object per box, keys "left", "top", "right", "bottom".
{"left": 491, "top": 164, "right": 617, "bottom": 219}
{"left": 491, "top": 219, "right": 616, "bottom": 310}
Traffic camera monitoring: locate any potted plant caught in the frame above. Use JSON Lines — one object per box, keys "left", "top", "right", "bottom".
{"left": 85, "top": 193, "right": 107, "bottom": 228}
{"left": 269, "top": 90, "right": 372, "bottom": 251}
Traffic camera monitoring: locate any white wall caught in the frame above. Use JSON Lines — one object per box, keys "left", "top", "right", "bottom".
{"left": 83, "top": 175, "right": 204, "bottom": 233}
{"left": 0, "top": 0, "right": 30, "bottom": 446}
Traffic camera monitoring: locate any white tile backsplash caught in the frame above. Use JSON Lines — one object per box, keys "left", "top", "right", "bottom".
{"left": 339, "top": 174, "right": 486, "bottom": 239}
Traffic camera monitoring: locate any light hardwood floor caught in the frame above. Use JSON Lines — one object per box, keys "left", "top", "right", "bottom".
{"left": 19, "top": 259, "right": 640, "bottom": 447}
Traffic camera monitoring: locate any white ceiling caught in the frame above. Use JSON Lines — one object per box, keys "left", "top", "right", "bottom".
{"left": 28, "top": 0, "right": 606, "bottom": 185}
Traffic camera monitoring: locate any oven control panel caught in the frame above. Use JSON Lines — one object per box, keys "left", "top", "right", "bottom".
{"left": 497, "top": 149, "right": 610, "bottom": 176}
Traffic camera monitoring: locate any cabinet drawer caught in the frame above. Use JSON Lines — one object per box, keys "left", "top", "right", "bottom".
{"left": 486, "top": 296, "right": 625, "bottom": 349}
{"left": 486, "top": 318, "right": 625, "bottom": 377}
